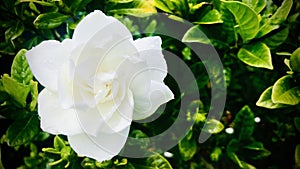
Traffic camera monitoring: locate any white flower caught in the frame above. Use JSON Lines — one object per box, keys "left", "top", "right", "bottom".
{"left": 26, "top": 10, "right": 174, "bottom": 162}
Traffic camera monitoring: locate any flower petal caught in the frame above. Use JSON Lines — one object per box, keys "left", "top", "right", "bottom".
{"left": 68, "top": 126, "right": 130, "bottom": 162}
{"left": 133, "top": 80, "right": 174, "bottom": 120}
{"left": 72, "top": 10, "right": 131, "bottom": 47}
{"left": 98, "top": 90, "right": 134, "bottom": 134}
{"left": 133, "top": 36, "right": 167, "bottom": 81}
{"left": 26, "top": 39, "right": 73, "bottom": 91}
{"left": 38, "top": 89, "right": 82, "bottom": 135}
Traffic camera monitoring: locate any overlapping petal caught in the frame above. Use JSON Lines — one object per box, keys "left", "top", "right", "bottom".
{"left": 26, "top": 39, "right": 73, "bottom": 91}
{"left": 68, "top": 126, "right": 130, "bottom": 162}
{"left": 38, "top": 89, "right": 82, "bottom": 135}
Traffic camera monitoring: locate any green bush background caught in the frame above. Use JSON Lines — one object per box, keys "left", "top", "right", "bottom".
{"left": 0, "top": 0, "right": 300, "bottom": 168}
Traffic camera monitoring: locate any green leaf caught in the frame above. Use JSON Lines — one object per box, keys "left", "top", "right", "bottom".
{"left": 234, "top": 105, "right": 255, "bottom": 141}
{"left": 294, "top": 117, "right": 300, "bottom": 133}
{"left": 262, "top": 27, "right": 289, "bottom": 49}
{"left": 238, "top": 42, "right": 273, "bottom": 69}
{"left": 11, "top": 49, "right": 33, "bottom": 85}
{"left": 256, "top": 0, "right": 293, "bottom": 38}
{"left": 296, "top": 144, "right": 300, "bottom": 165}
{"left": 210, "top": 147, "right": 222, "bottom": 162}
{"left": 6, "top": 114, "right": 40, "bottom": 146}
{"left": 202, "top": 119, "right": 224, "bottom": 134}
{"left": 54, "top": 135, "right": 66, "bottom": 151}
{"left": 222, "top": 1, "right": 259, "bottom": 42}
{"left": 242, "top": 0, "right": 266, "bottom": 13}
{"left": 29, "top": 80, "right": 38, "bottom": 111}
{"left": 256, "top": 86, "right": 288, "bottom": 109}
{"left": 2, "top": 74, "right": 31, "bottom": 107}
{"left": 146, "top": 153, "right": 173, "bottom": 169}
{"left": 5, "top": 21, "right": 24, "bottom": 41}
{"left": 272, "top": 75, "right": 300, "bottom": 105}
{"left": 63, "top": 0, "right": 93, "bottom": 12}
{"left": 195, "top": 9, "right": 223, "bottom": 24}
{"left": 108, "top": 0, "right": 156, "bottom": 17}
{"left": 182, "top": 25, "right": 210, "bottom": 44}
{"left": 179, "top": 134, "right": 197, "bottom": 161}
{"left": 0, "top": 80, "right": 8, "bottom": 103}
{"left": 243, "top": 142, "right": 264, "bottom": 151}
{"left": 290, "top": 47, "right": 300, "bottom": 72}
{"left": 34, "top": 12, "right": 69, "bottom": 29}
{"left": 153, "top": 0, "right": 173, "bottom": 13}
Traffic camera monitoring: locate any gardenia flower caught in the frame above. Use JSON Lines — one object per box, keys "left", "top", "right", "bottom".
{"left": 26, "top": 10, "right": 174, "bottom": 162}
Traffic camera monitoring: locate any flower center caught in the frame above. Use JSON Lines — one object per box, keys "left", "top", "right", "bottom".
{"left": 95, "top": 82, "right": 113, "bottom": 103}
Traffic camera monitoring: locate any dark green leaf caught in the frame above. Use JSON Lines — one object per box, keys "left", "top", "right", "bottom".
{"left": 234, "top": 105, "right": 255, "bottom": 141}
{"left": 294, "top": 117, "right": 300, "bottom": 133}
{"left": 0, "top": 80, "right": 8, "bottom": 103}
{"left": 6, "top": 114, "right": 40, "bottom": 146}
{"left": 179, "top": 134, "right": 197, "bottom": 161}
{"left": 195, "top": 9, "right": 223, "bottom": 24}
{"left": 223, "top": 1, "right": 259, "bottom": 42}
{"left": 146, "top": 153, "right": 173, "bottom": 169}
{"left": 238, "top": 42, "right": 273, "bottom": 69}
{"left": 2, "top": 74, "right": 31, "bottom": 107}
{"left": 11, "top": 49, "right": 33, "bottom": 85}
{"left": 5, "top": 21, "right": 24, "bottom": 41}
{"left": 272, "top": 75, "right": 300, "bottom": 105}
{"left": 256, "top": 86, "right": 288, "bottom": 109}
{"left": 182, "top": 25, "right": 210, "bottom": 44}
{"left": 262, "top": 27, "right": 289, "bottom": 49}
{"left": 34, "top": 12, "right": 69, "bottom": 29}
{"left": 256, "top": 0, "right": 293, "bottom": 38}
{"left": 296, "top": 144, "right": 300, "bottom": 165}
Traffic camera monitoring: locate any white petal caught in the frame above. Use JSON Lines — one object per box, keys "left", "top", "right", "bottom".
{"left": 133, "top": 36, "right": 167, "bottom": 81}
{"left": 133, "top": 81, "right": 174, "bottom": 120}
{"left": 26, "top": 39, "right": 73, "bottom": 91}
{"left": 38, "top": 89, "right": 82, "bottom": 135}
{"left": 68, "top": 126, "right": 130, "bottom": 162}
{"left": 58, "top": 60, "right": 75, "bottom": 109}
{"left": 98, "top": 90, "right": 134, "bottom": 134}
{"left": 72, "top": 10, "right": 132, "bottom": 48}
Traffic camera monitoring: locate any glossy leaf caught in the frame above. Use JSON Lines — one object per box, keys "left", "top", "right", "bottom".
{"left": 238, "top": 42, "right": 273, "bottom": 69}
{"left": 2, "top": 74, "right": 31, "bottom": 107}
{"left": 54, "top": 135, "right": 66, "bottom": 151}
{"left": 262, "top": 27, "right": 289, "bottom": 49}
{"left": 6, "top": 114, "right": 40, "bottom": 146}
{"left": 108, "top": 0, "right": 156, "bottom": 17}
{"left": 272, "top": 75, "right": 300, "bottom": 105}
{"left": 34, "top": 12, "right": 69, "bottom": 29}
{"left": 153, "top": 0, "right": 173, "bottom": 13}
{"left": 29, "top": 80, "right": 38, "bottom": 111}
{"left": 182, "top": 25, "right": 210, "bottom": 44}
{"left": 234, "top": 105, "right": 255, "bottom": 141}
{"left": 5, "top": 21, "right": 24, "bottom": 41}
{"left": 290, "top": 47, "right": 300, "bottom": 72}
{"left": 146, "top": 153, "right": 173, "bottom": 169}
{"left": 11, "top": 49, "right": 33, "bottom": 85}
{"left": 195, "top": 9, "right": 223, "bottom": 24}
{"left": 223, "top": 1, "right": 259, "bottom": 42}
{"left": 256, "top": 86, "right": 287, "bottom": 109}
{"left": 256, "top": 0, "right": 293, "bottom": 38}
{"left": 202, "top": 119, "right": 224, "bottom": 134}
{"left": 242, "top": 0, "right": 266, "bottom": 13}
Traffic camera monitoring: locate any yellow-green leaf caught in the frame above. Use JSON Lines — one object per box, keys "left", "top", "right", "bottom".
{"left": 223, "top": 1, "right": 259, "bottom": 42}
{"left": 238, "top": 42, "right": 273, "bottom": 69}
{"left": 272, "top": 75, "right": 300, "bottom": 105}
{"left": 256, "top": 86, "right": 287, "bottom": 109}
